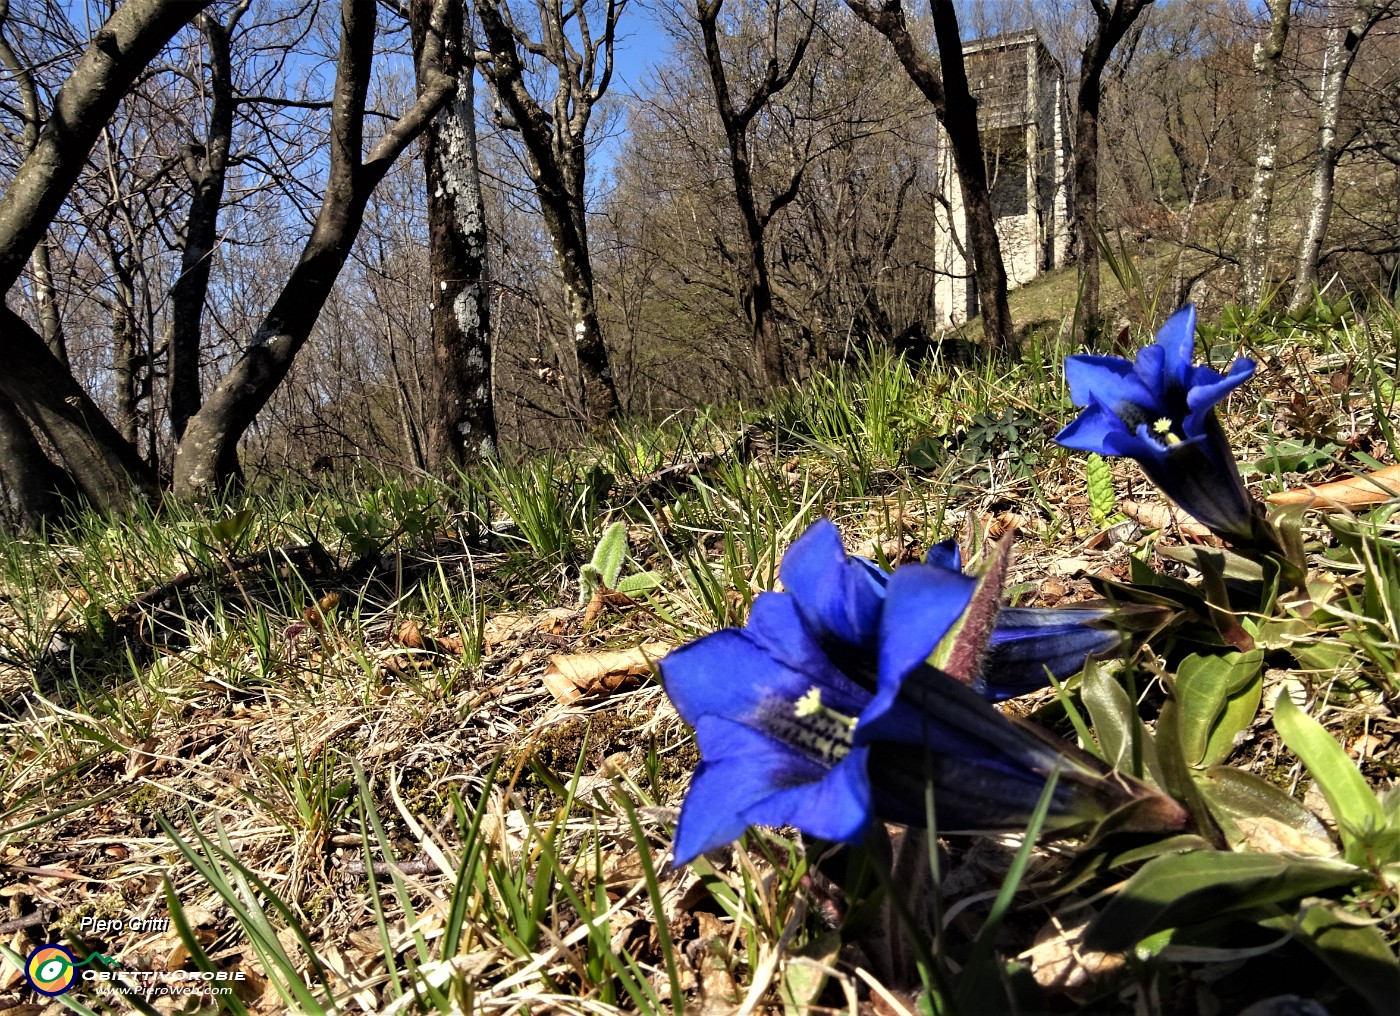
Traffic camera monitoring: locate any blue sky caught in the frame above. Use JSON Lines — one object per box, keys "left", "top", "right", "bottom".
{"left": 607, "top": 3, "right": 675, "bottom": 97}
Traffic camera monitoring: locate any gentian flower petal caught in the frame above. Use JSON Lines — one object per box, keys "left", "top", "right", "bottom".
{"left": 779, "top": 518, "right": 884, "bottom": 652}
{"left": 659, "top": 615, "right": 868, "bottom": 729}
{"left": 1054, "top": 400, "right": 1161, "bottom": 459}
{"left": 743, "top": 593, "right": 855, "bottom": 690}
{"left": 740, "top": 743, "right": 873, "bottom": 846}
{"left": 1183, "top": 358, "right": 1255, "bottom": 436}
{"left": 1065, "top": 355, "right": 1162, "bottom": 418}
{"left": 1152, "top": 304, "right": 1197, "bottom": 390}
{"left": 926, "top": 538, "right": 962, "bottom": 572}
{"left": 674, "top": 716, "right": 870, "bottom": 862}
{"left": 872, "top": 560, "right": 978, "bottom": 717}
{"left": 980, "top": 607, "right": 1122, "bottom": 701}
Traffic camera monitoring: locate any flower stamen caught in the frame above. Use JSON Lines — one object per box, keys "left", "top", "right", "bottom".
{"left": 763, "top": 688, "right": 856, "bottom": 764}
{"left": 1152, "top": 417, "right": 1183, "bottom": 446}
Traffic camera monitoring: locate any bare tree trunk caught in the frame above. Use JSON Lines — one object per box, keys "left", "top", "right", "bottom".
{"left": 411, "top": 0, "right": 496, "bottom": 469}
{"left": 0, "top": 2, "right": 67, "bottom": 363}
{"left": 0, "top": 0, "right": 79, "bottom": 524}
{"left": 475, "top": 0, "right": 622, "bottom": 427}
{"left": 1072, "top": 0, "right": 1152, "bottom": 345}
{"left": 0, "top": 0, "right": 214, "bottom": 293}
{"left": 0, "top": 398, "right": 80, "bottom": 529}
{"left": 168, "top": 8, "right": 243, "bottom": 440}
{"left": 112, "top": 255, "right": 140, "bottom": 445}
{"left": 0, "top": 0, "right": 207, "bottom": 506}
{"left": 930, "top": 0, "right": 1013, "bottom": 352}
{"left": 843, "top": 0, "right": 1015, "bottom": 352}
{"left": 1241, "top": 0, "right": 1290, "bottom": 308}
{"left": 1289, "top": 0, "right": 1379, "bottom": 314}
{"left": 0, "top": 308, "right": 156, "bottom": 506}
{"left": 695, "top": 0, "right": 814, "bottom": 387}
{"left": 172, "top": 0, "right": 455, "bottom": 499}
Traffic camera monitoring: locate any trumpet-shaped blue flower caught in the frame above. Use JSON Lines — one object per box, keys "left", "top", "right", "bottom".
{"left": 661, "top": 592, "right": 881, "bottom": 862}
{"left": 660, "top": 520, "right": 1154, "bottom": 864}
{"left": 784, "top": 524, "right": 1121, "bottom": 702}
{"left": 1055, "top": 305, "right": 1257, "bottom": 539}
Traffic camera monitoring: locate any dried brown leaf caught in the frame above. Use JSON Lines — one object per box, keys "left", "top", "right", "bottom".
{"left": 1026, "top": 907, "right": 1124, "bottom": 994}
{"left": 1119, "top": 499, "right": 1213, "bottom": 538}
{"left": 483, "top": 607, "right": 575, "bottom": 649}
{"left": 395, "top": 619, "right": 425, "bottom": 650}
{"left": 542, "top": 641, "right": 671, "bottom": 704}
{"left": 1266, "top": 462, "right": 1400, "bottom": 508}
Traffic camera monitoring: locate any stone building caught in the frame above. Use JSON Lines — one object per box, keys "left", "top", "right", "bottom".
{"left": 932, "top": 31, "right": 1072, "bottom": 326}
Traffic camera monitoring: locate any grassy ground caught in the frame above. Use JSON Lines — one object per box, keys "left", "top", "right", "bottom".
{"left": 2, "top": 294, "right": 1398, "bottom": 1015}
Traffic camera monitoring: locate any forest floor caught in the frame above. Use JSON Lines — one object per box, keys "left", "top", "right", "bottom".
{"left": 2, "top": 290, "right": 1398, "bottom": 1015}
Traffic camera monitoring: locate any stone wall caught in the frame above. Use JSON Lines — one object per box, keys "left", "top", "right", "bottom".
{"left": 931, "top": 31, "right": 1072, "bottom": 327}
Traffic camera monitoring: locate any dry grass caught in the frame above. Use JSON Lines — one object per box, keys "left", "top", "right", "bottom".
{"left": 2, "top": 299, "right": 1398, "bottom": 1013}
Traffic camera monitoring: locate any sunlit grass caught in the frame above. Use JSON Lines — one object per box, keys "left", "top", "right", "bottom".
{"left": 2, "top": 299, "right": 1399, "bottom": 1012}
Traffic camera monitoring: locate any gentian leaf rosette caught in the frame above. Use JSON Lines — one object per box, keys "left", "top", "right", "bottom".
{"left": 788, "top": 525, "right": 1123, "bottom": 702}
{"left": 1055, "top": 305, "right": 1259, "bottom": 541}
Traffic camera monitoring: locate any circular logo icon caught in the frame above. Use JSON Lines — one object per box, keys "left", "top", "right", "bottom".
{"left": 25, "top": 944, "right": 77, "bottom": 996}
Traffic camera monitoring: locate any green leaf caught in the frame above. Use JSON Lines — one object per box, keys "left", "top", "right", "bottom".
{"left": 1248, "top": 438, "right": 1344, "bottom": 476}
{"left": 1287, "top": 637, "right": 1356, "bottom": 672}
{"left": 1084, "top": 851, "right": 1367, "bottom": 952}
{"left": 209, "top": 508, "right": 255, "bottom": 548}
{"left": 1082, "top": 664, "right": 1162, "bottom": 785}
{"left": 1202, "top": 673, "right": 1263, "bottom": 769}
{"left": 1173, "top": 544, "right": 1263, "bottom": 593}
{"left": 1087, "top": 453, "right": 1118, "bottom": 526}
{"left": 590, "top": 520, "right": 629, "bottom": 589}
{"left": 1106, "top": 834, "right": 1215, "bottom": 869}
{"left": 616, "top": 571, "right": 663, "bottom": 595}
{"left": 907, "top": 435, "right": 943, "bottom": 470}
{"left": 1262, "top": 904, "right": 1400, "bottom": 1016}
{"left": 1155, "top": 697, "right": 1221, "bottom": 836}
{"left": 1175, "top": 650, "right": 1263, "bottom": 768}
{"left": 1194, "top": 767, "right": 1333, "bottom": 855}
{"left": 1082, "top": 663, "right": 1136, "bottom": 770}
{"left": 1273, "top": 694, "right": 1387, "bottom": 864}
{"left": 782, "top": 932, "right": 840, "bottom": 1015}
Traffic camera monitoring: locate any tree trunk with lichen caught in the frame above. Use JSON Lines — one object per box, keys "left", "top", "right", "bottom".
{"left": 411, "top": 0, "right": 496, "bottom": 469}
{"left": 1289, "top": 0, "right": 1379, "bottom": 314}
{"left": 475, "top": 0, "right": 621, "bottom": 427}
{"left": 1241, "top": 0, "right": 1290, "bottom": 308}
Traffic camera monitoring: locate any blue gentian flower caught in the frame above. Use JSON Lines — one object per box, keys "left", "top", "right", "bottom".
{"left": 660, "top": 520, "right": 1155, "bottom": 864}
{"left": 788, "top": 525, "right": 1121, "bottom": 702}
{"left": 661, "top": 591, "right": 882, "bottom": 863}
{"left": 856, "top": 661, "right": 1129, "bottom": 833}
{"left": 1055, "top": 305, "right": 1258, "bottom": 540}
